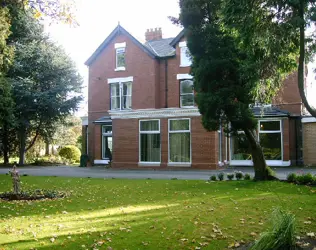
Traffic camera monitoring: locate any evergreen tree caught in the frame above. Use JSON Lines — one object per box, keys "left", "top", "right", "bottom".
{"left": 178, "top": 0, "right": 298, "bottom": 180}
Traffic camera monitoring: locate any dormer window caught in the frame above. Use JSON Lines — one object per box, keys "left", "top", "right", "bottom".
{"left": 115, "top": 42, "right": 126, "bottom": 71}
{"left": 179, "top": 41, "right": 192, "bottom": 67}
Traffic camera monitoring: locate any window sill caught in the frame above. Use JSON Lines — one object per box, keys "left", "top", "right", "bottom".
{"left": 110, "top": 108, "right": 132, "bottom": 111}
{"left": 138, "top": 162, "right": 161, "bottom": 167}
{"left": 115, "top": 67, "right": 126, "bottom": 71}
{"left": 180, "top": 106, "right": 195, "bottom": 109}
{"left": 168, "top": 163, "right": 191, "bottom": 167}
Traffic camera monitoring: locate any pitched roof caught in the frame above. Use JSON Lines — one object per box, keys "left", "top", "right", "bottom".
{"left": 252, "top": 105, "right": 290, "bottom": 117}
{"left": 85, "top": 25, "right": 157, "bottom": 66}
{"left": 144, "top": 38, "right": 175, "bottom": 57}
{"left": 170, "top": 29, "right": 185, "bottom": 47}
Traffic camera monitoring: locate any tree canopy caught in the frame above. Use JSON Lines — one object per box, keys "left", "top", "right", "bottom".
{"left": 0, "top": 4, "right": 83, "bottom": 165}
{"left": 178, "top": 0, "right": 299, "bottom": 180}
{"left": 222, "top": 0, "right": 316, "bottom": 117}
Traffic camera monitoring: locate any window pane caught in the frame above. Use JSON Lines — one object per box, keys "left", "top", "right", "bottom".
{"left": 122, "top": 82, "right": 132, "bottom": 95}
{"left": 122, "top": 96, "right": 132, "bottom": 109}
{"left": 260, "top": 133, "right": 282, "bottom": 160}
{"left": 102, "top": 125, "right": 112, "bottom": 134}
{"left": 180, "top": 47, "right": 192, "bottom": 66}
{"left": 140, "top": 120, "right": 159, "bottom": 131}
{"left": 169, "top": 133, "right": 190, "bottom": 162}
{"left": 170, "top": 120, "right": 190, "bottom": 131}
{"left": 181, "top": 95, "right": 194, "bottom": 107}
{"left": 111, "top": 83, "right": 120, "bottom": 96}
{"left": 180, "top": 80, "right": 193, "bottom": 94}
{"left": 102, "top": 136, "right": 112, "bottom": 159}
{"left": 260, "top": 121, "right": 280, "bottom": 131}
{"left": 116, "top": 49, "right": 126, "bottom": 67}
{"left": 140, "top": 134, "right": 160, "bottom": 162}
{"left": 232, "top": 134, "right": 252, "bottom": 160}
{"left": 111, "top": 96, "right": 120, "bottom": 109}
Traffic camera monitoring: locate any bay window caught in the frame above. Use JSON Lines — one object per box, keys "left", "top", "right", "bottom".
{"left": 139, "top": 120, "right": 161, "bottom": 163}
{"left": 168, "top": 119, "right": 191, "bottom": 164}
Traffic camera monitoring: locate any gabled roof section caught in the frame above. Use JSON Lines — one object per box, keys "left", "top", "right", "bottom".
{"left": 85, "top": 25, "right": 157, "bottom": 66}
{"left": 170, "top": 29, "right": 186, "bottom": 47}
{"left": 144, "top": 38, "right": 175, "bottom": 57}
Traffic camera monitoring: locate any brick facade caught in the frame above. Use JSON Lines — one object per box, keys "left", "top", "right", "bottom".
{"left": 85, "top": 25, "right": 302, "bottom": 168}
{"left": 303, "top": 122, "right": 316, "bottom": 165}
{"left": 110, "top": 117, "right": 218, "bottom": 169}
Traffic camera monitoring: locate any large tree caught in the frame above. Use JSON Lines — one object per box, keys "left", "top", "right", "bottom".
{"left": 222, "top": 0, "right": 316, "bottom": 117}
{"left": 0, "top": 6, "right": 83, "bottom": 165}
{"left": 178, "top": 0, "right": 299, "bottom": 180}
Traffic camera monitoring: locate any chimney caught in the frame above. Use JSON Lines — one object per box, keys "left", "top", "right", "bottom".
{"left": 145, "top": 27, "right": 162, "bottom": 41}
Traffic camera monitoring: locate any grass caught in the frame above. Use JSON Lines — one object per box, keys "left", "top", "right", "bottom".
{"left": 0, "top": 176, "right": 315, "bottom": 250}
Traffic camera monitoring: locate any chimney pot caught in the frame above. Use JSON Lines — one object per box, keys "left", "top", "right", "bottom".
{"left": 145, "top": 27, "right": 163, "bottom": 41}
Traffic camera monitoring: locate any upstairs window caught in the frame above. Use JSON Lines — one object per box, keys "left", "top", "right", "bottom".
{"left": 110, "top": 80, "right": 132, "bottom": 110}
{"left": 115, "top": 42, "right": 126, "bottom": 71}
{"left": 180, "top": 79, "right": 194, "bottom": 107}
{"left": 179, "top": 41, "right": 192, "bottom": 67}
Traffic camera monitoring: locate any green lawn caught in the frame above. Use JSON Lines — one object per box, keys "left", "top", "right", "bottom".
{"left": 0, "top": 175, "right": 315, "bottom": 250}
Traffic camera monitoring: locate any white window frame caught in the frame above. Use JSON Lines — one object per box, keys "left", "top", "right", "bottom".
{"left": 258, "top": 120, "right": 283, "bottom": 161}
{"left": 168, "top": 118, "right": 192, "bottom": 166}
{"left": 115, "top": 42, "right": 126, "bottom": 71}
{"left": 229, "top": 119, "right": 286, "bottom": 166}
{"left": 180, "top": 79, "right": 194, "bottom": 108}
{"left": 139, "top": 119, "right": 161, "bottom": 165}
{"left": 108, "top": 77, "right": 133, "bottom": 111}
{"left": 179, "top": 41, "right": 192, "bottom": 67}
{"left": 101, "top": 125, "right": 112, "bottom": 160}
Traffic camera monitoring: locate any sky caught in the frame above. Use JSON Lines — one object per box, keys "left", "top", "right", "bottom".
{"left": 44, "top": 0, "right": 315, "bottom": 116}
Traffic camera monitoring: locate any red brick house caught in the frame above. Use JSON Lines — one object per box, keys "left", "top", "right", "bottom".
{"left": 81, "top": 25, "right": 303, "bottom": 169}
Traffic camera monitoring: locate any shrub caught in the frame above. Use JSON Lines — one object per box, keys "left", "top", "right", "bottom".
{"left": 235, "top": 171, "right": 244, "bottom": 180}
{"left": 286, "top": 173, "right": 297, "bottom": 183}
{"left": 295, "top": 173, "right": 314, "bottom": 185}
{"left": 217, "top": 172, "right": 224, "bottom": 181}
{"left": 251, "top": 209, "right": 296, "bottom": 250}
{"left": 227, "top": 173, "right": 234, "bottom": 180}
{"left": 244, "top": 173, "right": 251, "bottom": 180}
{"left": 210, "top": 175, "right": 217, "bottom": 181}
{"left": 59, "top": 145, "right": 81, "bottom": 163}
{"left": 0, "top": 189, "right": 66, "bottom": 201}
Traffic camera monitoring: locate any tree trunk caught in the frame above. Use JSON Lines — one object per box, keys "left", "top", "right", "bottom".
{"left": 18, "top": 128, "right": 26, "bottom": 166}
{"left": 243, "top": 128, "right": 269, "bottom": 181}
{"left": 298, "top": 2, "right": 316, "bottom": 118}
{"left": 3, "top": 123, "right": 9, "bottom": 165}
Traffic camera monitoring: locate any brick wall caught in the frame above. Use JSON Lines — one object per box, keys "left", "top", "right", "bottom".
{"left": 282, "top": 119, "right": 290, "bottom": 161}
{"left": 303, "top": 122, "right": 316, "bottom": 165}
{"left": 111, "top": 116, "right": 218, "bottom": 169}
{"left": 273, "top": 72, "right": 302, "bottom": 115}
{"left": 88, "top": 34, "right": 159, "bottom": 113}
